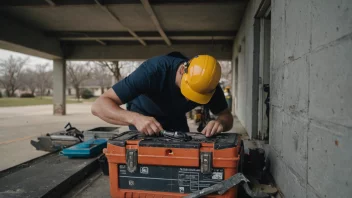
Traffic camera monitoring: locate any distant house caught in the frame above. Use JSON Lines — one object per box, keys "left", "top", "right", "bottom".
{"left": 66, "top": 76, "right": 115, "bottom": 97}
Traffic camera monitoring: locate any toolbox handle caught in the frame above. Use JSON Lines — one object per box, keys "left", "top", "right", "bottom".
{"left": 138, "top": 147, "right": 200, "bottom": 167}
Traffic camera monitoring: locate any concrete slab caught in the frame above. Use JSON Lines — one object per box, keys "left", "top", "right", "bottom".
{"left": 269, "top": 149, "right": 307, "bottom": 198}
{"left": 308, "top": 121, "right": 352, "bottom": 198}
{"left": 271, "top": 0, "right": 286, "bottom": 68}
{"left": 269, "top": 107, "right": 283, "bottom": 156}
{"left": 311, "top": 0, "right": 352, "bottom": 49}
{"left": 0, "top": 154, "right": 99, "bottom": 198}
{"left": 307, "top": 184, "right": 321, "bottom": 198}
{"left": 63, "top": 171, "right": 110, "bottom": 198}
{"left": 282, "top": 112, "right": 308, "bottom": 180}
{"left": 309, "top": 37, "right": 352, "bottom": 127}
{"left": 285, "top": 0, "right": 312, "bottom": 60}
{"left": 270, "top": 66, "right": 284, "bottom": 108}
{"left": 283, "top": 56, "right": 309, "bottom": 118}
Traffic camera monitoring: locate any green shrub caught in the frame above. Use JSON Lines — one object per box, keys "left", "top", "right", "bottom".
{"left": 20, "top": 93, "right": 35, "bottom": 98}
{"left": 81, "top": 89, "right": 94, "bottom": 99}
{"left": 0, "top": 91, "right": 2, "bottom": 98}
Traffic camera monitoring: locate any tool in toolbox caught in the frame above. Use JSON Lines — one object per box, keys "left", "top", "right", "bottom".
{"left": 30, "top": 122, "right": 84, "bottom": 152}
{"left": 159, "top": 130, "right": 192, "bottom": 141}
{"left": 104, "top": 130, "right": 245, "bottom": 198}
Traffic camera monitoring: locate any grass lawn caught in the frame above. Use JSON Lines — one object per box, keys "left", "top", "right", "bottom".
{"left": 0, "top": 97, "right": 82, "bottom": 107}
{"left": 83, "top": 96, "right": 98, "bottom": 102}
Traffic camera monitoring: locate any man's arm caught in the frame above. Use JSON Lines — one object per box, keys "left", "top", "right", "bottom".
{"left": 201, "top": 108, "right": 233, "bottom": 137}
{"left": 91, "top": 88, "right": 138, "bottom": 126}
{"left": 91, "top": 89, "right": 163, "bottom": 135}
{"left": 201, "top": 85, "right": 234, "bottom": 137}
{"left": 91, "top": 58, "right": 165, "bottom": 135}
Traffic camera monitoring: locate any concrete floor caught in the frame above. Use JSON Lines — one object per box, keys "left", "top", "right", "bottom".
{"left": 0, "top": 103, "right": 246, "bottom": 172}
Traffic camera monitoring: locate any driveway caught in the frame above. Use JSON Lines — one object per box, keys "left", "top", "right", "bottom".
{"left": 0, "top": 103, "right": 120, "bottom": 171}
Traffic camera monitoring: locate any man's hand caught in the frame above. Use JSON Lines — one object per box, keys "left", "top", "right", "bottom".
{"left": 133, "top": 115, "right": 163, "bottom": 136}
{"left": 201, "top": 120, "right": 224, "bottom": 137}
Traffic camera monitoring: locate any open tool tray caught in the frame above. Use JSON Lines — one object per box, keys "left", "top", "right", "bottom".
{"left": 61, "top": 138, "right": 107, "bottom": 158}
{"left": 84, "top": 127, "right": 120, "bottom": 140}
{"left": 108, "top": 131, "right": 238, "bottom": 149}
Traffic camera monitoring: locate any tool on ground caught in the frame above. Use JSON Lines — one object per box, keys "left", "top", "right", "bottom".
{"left": 183, "top": 173, "right": 269, "bottom": 198}
{"left": 30, "top": 122, "right": 84, "bottom": 152}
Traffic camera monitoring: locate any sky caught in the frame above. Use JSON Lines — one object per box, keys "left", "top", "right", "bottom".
{"left": 0, "top": 49, "right": 52, "bottom": 70}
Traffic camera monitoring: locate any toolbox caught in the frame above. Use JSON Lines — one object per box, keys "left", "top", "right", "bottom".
{"left": 104, "top": 131, "right": 241, "bottom": 198}
{"left": 61, "top": 138, "right": 107, "bottom": 158}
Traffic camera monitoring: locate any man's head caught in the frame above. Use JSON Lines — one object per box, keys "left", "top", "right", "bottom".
{"left": 177, "top": 55, "right": 221, "bottom": 104}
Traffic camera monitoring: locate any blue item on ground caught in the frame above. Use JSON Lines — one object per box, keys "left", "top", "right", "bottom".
{"left": 61, "top": 138, "right": 107, "bottom": 158}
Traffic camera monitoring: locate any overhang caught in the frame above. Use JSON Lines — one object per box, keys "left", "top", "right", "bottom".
{"left": 0, "top": 0, "right": 248, "bottom": 60}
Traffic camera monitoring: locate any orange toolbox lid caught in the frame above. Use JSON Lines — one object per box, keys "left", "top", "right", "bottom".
{"left": 104, "top": 131, "right": 241, "bottom": 170}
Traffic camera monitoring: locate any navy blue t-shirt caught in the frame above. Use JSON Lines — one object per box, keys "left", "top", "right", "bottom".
{"left": 112, "top": 55, "right": 228, "bottom": 132}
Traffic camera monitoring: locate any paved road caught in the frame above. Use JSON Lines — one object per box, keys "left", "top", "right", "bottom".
{"left": 0, "top": 103, "right": 121, "bottom": 171}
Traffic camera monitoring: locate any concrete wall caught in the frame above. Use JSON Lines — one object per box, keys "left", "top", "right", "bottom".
{"left": 232, "top": 0, "right": 263, "bottom": 138}
{"left": 232, "top": 0, "right": 352, "bottom": 197}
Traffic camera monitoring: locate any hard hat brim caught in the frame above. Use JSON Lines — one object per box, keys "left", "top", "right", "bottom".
{"left": 180, "top": 75, "right": 214, "bottom": 104}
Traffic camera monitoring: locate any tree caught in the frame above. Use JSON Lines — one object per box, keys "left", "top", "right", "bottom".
{"left": 66, "top": 62, "right": 93, "bottom": 100}
{"left": 95, "top": 61, "right": 142, "bottom": 83}
{"left": 0, "top": 55, "right": 29, "bottom": 97}
{"left": 45, "top": 70, "right": 53, "bottom": 95}
{"left": 219, "top": 61, "right": 232, "bottom": 88}
{"left": 92, "top": 64, "right": 112, "bottom": 94}
{"left": 95, "top": 61, "right": 121, "bottom": 82}
{"left": 35, "top": 63, "right": 52, "bottom": 98}
{"left": 21, "top": 68, "right": 37, "bottom": 95}
{"left": 119, "top": 61, "right": 141, "bottom": 79}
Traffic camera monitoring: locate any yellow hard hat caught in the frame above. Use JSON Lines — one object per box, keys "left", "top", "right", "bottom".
{"left": 180, "top": 55, "right": 221, "bottom": 104}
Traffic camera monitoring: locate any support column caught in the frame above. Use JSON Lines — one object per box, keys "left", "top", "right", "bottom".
{"left": 53, "top": 59, "right": 66, "bottom": 115}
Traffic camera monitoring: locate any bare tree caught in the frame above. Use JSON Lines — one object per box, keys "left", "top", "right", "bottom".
{"left": 95, "top": 61, "right": 142, "bottom": 83}
{"left": 45, "top": 70, "right": 53, "bottom": 96}
{"left": 219, "top": 61, "right": 232, "bottom": 88}
{"left": 119, "top": 61, "right": 142, "bottom": 78}
{"left": 0, "top": 55, "right": 29, "bottom": 97}
{"left": 21, "top": 68, "right": 37, "bottom": 95}
{"left": 67, "top": 62, "right": 93, "bottom": 100}
{"left": 95, "top": 61, "right": 121, "bottom": 82}
{"left": 35, "top": 63, "right": 51, "bottom": 98}
{"left": 92, "top": 64, "right": 112, "bottom": 94}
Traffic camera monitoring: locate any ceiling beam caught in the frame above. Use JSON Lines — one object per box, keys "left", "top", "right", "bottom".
{"left": 59, "top": 36, "right": 234, "bottom": 41}
{"left": 140, "top": 0, "right": 171, "bottom": 46}
{"left": 0, "top": 15, "right": 62, "bottom": 59}
{"left": 47, "top": 31, "right": 237, "bottom": 38}
{"left": 44, "top": 0, "right": 55, "bottom": 6}
{"left": 95, "top": 40, "right": 107, "bottom": 45}
{"left": 65, "top": 43, "right": 233, "bottom": 61}
{"left": 0, "top": 0, "right": 243, "bottom": 7}
{"left": 93, "top": 0, "right": 147, "bottom": 46}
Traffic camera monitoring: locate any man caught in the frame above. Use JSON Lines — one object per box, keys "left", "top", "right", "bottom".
{"left": 91, "top": 53, "right": 233, "bottom": 137}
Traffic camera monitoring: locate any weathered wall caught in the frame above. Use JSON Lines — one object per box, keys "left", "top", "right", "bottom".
{"left": 232, "top": 0, "right": 262, "bottom": 138}
{"left": 232, "top": 0, "right": 352, "bottom": 197}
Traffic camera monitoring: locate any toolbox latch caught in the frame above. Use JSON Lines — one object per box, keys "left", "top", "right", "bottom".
{"left": 200, "top": 152, "right": 212, "bottom": 174}
{"left": 126, "top": 149, "right": 137, "bottom": 173}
